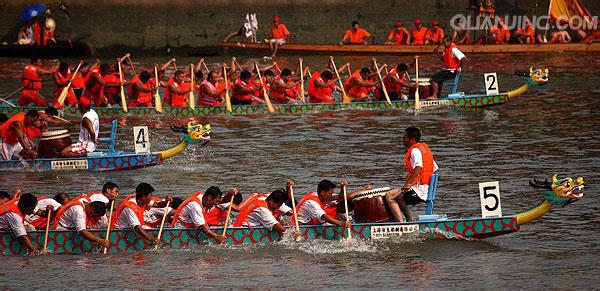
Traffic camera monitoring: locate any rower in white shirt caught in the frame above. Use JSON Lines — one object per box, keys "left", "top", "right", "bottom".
{"left": 234, "top": 189, "right": 289, "bottom": 236}
{"left": 60, "top": 103, "right": 99, "bottom": 157}
{"left": 53, "top": 196, "right": 109, "bottom": 247}
{"left": 0, "top": 193, "right": 39, "bottom": 254}
{"left": 290, "top": 180, "right": 352, "bottom": 228}
{"left": 171, "top": 186, "right": 227, "bottom": 244}
{"left": 89, "top": 182, "right": 120, "bottom": 228}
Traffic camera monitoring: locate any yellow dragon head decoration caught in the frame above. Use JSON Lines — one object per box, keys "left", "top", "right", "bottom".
{"left": 170, "top": 122, "right": 211, "bottom": 145}
{"left": 528, "top": 67, "right": 549, "bottom": 85}
{"left": 529, "top": 174, "right": 584, "bottom": 206}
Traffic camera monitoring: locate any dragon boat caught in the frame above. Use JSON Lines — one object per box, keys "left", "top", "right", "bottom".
{"left": 0, "top": 68, "right": 549, "bottom": 118}
{"left": 0, "top": 174, "right": 584, "bottom": 255}
{"left": 0, "top": 120, "right": 211, "bottom": 171}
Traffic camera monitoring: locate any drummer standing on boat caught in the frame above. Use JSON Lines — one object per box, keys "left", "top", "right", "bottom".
{"left": 430, "top": 36, "right": 466, "bottom": 99}
{"left": 386, "top": 126, "right": 438, "bottom": 222}
{"left": 60, "top": 101, "right": 99, "bottom": 157}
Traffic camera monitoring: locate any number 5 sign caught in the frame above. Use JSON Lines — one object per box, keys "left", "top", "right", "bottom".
{"left": 479, "top": 181, "right": 502, "bottom": 218}
{"left": 133, "top": 126, "right": 151, "bottom": 154}
{"left": 484, "top": 73, "right": 499, "bottom": 95}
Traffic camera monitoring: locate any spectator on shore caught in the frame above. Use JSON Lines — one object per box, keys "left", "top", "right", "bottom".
{"left": 340, "top": 21, "right": 371, "bottom": 45}
{"left": 385, "top": 21, "right": 410, "bottom": 45}
{"left": 515, "top": 19, "right": 535, "bottom": 44}
{"left": 266, "top": 16, "right": 290, "bottom": 58}
{"left": 411, "top": 19, "right": 428, "bottom": 45}
{"left": 425, "top": 20, "right": 445, "bottom": 45}
{"left": 489, "top": 17, "right": 510, "bottom": 44}
{"left": 451, "top": 18, "right": 471, "bottom": 44}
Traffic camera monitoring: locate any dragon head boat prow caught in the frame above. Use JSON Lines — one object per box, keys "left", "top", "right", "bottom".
{"left": 528, "top": 67, "right": 549, "bottom": 85}
{"left": 516, "top": 174, "right": 584, "bottom": 225}
{"left": 158, "top": 122, "right": 211, "bottom": 159}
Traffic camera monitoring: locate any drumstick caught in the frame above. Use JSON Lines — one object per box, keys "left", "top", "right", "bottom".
{"left": 42, "top": 208, "right": 52, "bottom": 253}
{"left": 342, "top": 185, "right": 352, "bottom": 240}
{"left": 288, "top": 184, "right": 302, "bottom": 241}
{"left": 57, "top": 62, "right": 82, "bottom": 106}
{"left": 221, "top": 194, "right": 235, "bottom": 236}
{"left": 254, "top": 62, "right": 275, "bottom": 113}
{"left": 153, "top": 200, "right": 170, "bottom": 251}
{"left": 103, "top": 199, "right": 115, "bottom": 254}
{"left": 153, "top": 65, "right": 163, "bottom": 113}
{"left": 373, "top": 58, "right": 392, "bottom": 106}
{"left": 117, "top": 61, "right": 128, "bottom": 113}
{"left": 189, "top": 64, "right": 196, "bottom": 110}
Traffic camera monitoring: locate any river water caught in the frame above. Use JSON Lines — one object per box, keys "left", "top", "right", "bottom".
{"left": 0, "top": 52, "right": 599, "bottom": 288}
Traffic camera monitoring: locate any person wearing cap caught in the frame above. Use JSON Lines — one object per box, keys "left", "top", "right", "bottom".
{"left": 425, "top": 20, "right": 445, "bottom": 45}
{"left": 266, "top": 16, "right": 290, "bottom": 58}
{"left": 385, "top": 21, "right": 410, "bottom": 45}
{"left": 340, "top": 21, "right": 371, "bottom": 45}
{"left": 411, "top": 19, "right": 428, "bottom": 45}
{"left": 430, "top": 36, "right": 466, "bottom": 99}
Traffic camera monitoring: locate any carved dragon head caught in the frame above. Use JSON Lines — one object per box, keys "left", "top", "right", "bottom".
{"left": 529, "top": 174, "right": 584, "bottom": 206}
{"left": 528, "top": 67, "right": 549, "bottom": 85}
{"left": 170, "top": 122, "right": 211, "bottom": 145}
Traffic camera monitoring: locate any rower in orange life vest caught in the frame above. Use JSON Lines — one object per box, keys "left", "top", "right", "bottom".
{"left": 200, "top": 190, "right": 242, "bottom": 226}
{"left": 199, "top": 71, "right": 227, "bottom": 106}
{"left": 80, "top": 63, "right": 124, "bottom": 107}
{"left": 344, "top": 68, "right": 379, "bottom": 102}
{"left": 386, "top": 126, "right": 438, "bottom": 222}
{"left": 0, "top": 193, "right": 39, "bottom": 254}
{"left": 290, "top": 180, "right": 352, "bottom": 228}
{"left": 165, "top": 70, "right": 193, "bottom": 107}
{"left": 171, "top": 186, "right": 228, "bottom": 244}
{"left": 234, "top": 189, "right": 289, "bottom": 237}
{"left": 87, "top": 182, "right": 120, "bottom": 228}
{"left": 0, "top": 110, "right": 44, "bottom": 160}
{"left": 128, "top": 71, "right": 157, "bottom": 107}
{"left": 114, "top": 183, "right": 172, "bottom": 246}
{"left": 26, "top": 194, "right": 67, "bottom": 230}
{"left": 376, "top": 63, "right": 417, "bottom": 101}
{"left": 308, "top": 70, "right": 337, "bottom": 103}
{"left": 430, "top": 36, "right": 466, "bottom": 99}
{"left": 52, "top": 62, "right": 79, "bottom": 107}
{"left": 53, "top": 195, "right": 110, "bottom": 248}
{"left": 232, "top": 70, "right": 263, "bottom": 105}
{"left": 18, "top": 57, "right": 56, "bottom": 107}
{"left": 270, "top": 69, "right": 301, "bottom": 104}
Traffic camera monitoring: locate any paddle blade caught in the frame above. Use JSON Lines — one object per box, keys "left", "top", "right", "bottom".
{"left": 263, "top": 92, "right": 275, "bottom": 113}
{"left": 342, "top": 93, "right": 351, "bottom": 103}
{"left": 225, "top": 92, "right": 233, "bottom": 112}
{"left": 154, "top": 92, "right": 162, "bottom": 113}
{"left": 120, "top": 88, "right": 128, "bottom": 112}
{"left": 189, "top": 92, "right": 195, "bottom": 110}
{"left": 57, "top": 84, "right": 70, "bottom": 106}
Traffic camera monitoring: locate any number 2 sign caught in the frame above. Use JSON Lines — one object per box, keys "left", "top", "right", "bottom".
{"left": 484, "top": 73, "right": 499, "bottom": 95}
{"left": 479, "top": 181, "right": 502, "bottom": 218}
{"left": 133, "top": 126, "right": 151, "bottom": 154}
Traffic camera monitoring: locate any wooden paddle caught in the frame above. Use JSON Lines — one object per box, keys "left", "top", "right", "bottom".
{"left": 342, "top": 185, "right": 352, "bottom": 240}
{"left": 0, "top": 97, "right": 16, "bottom": 107}
{"left": 42, "top": 208, "right": 52, "bottom": 252}
{"left": 189, "top": 64, "right": 196, "bottom": 110}
{"left": 223, "top": 64, "right": 233, "bottom": 112}
{"left": 298, "top": 58, "right": 306, "bottom": 103}
{"left": 415, "top": 56, "right": 421, "bottom": 111}
{"left": 288, "top": 184, "right": 302, "bottom": 241}
{"left": 373, "top": 58, "right": 392, "bottom": 106}
{"left": 117, "top": 61, "right": 128, "bottom": 112}
{"left": 102, "top": 199, "right": 115, "bottom": 254}
{"left": 153, "top": 65, "right": 163, "bottom": 113}
{"left": 221, "top": 194, "right": 236, "bottom": 236}
{"left": 126, "top": 55, "right": 136, "bottom": 75}
{"left": 2, "top": 86, "right": 24, "bottom": 104}
{"left": 330, "top": 57, "right": 350, "bottom": 103}
{"left": 153, "top": 200, "right": 170, "bottom": 250}
{"left": 202, "top": 61, "right": 210, "bottom": 73}
{"left": 254, "top": 62, "right": 275, "bottom": 113}
{"left": 57, "top": 62, "right": 82, "bottom": 106}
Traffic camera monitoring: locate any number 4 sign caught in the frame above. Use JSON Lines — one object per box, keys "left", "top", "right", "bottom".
{"left": 133, "top": 126, "right": 151, "bottom": 154}
{"left": 484, "top": 73, "right": 499, "bottom": 95}
{"left": 479, "top": 181, "right": 502, "bottom": 218}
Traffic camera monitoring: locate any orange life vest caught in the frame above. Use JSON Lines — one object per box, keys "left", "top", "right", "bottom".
{"left": 52, "top": 195, "right": 90, "bottom": 230}
{"left": 53, "top": 70, "right": 72, "bottom": 94}
{"left": 84, "top": 67, "right": 103, "bottom": 95}
{"left": 0, "top": 199, "right": 24, "bottom": 221}
{"left": 130, "top": 77, "right": 153, "bottom": 105}
{"left": 166, "top": 80, "right": 189, "bottom": 106}
{"left": 0, "top": 112, "right": 40, "bottom": 145}
{"left": 270, "top": 76, "right": 288, "bottom": 100}
{"left": 443, "top": 43, "right": 461, "bottom": 70}
{"left": 289, "top": 192, "right": 330, "bottom": 225}
{"left": 170, "top": 192, "right": 204, "bottom": 228}
{"left": 22, "top": 64, "right": 42, "bottom": 90}
{"left": 344, "top": 70, "right": 369, "bottom": 97}
{"left": 388, "top": 29, "right": 408, "bottom": 45}
{"left": 233, "top": 194, "right": 269, "bottom": 227}
{"left": 404, "top": 142, "right": 435, "bottom": 185}
{"left": 308, "top": 71, "right": 334, "bottom": 103}
{"left": 383, "top": 68, "right": 405, "bottom": 93}
{"left": 411, "top": 27, "right": 428, "bottom": 45}
{"left": 111, "top": 195, "right": 145, "bottom": 228}
{"left": 232, "top": 79, "right": 255, "bottom": 101}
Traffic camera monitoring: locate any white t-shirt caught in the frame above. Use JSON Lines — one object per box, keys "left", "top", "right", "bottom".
{"left": 408, "top": 147, "right": 439, "bottom": 201}
{"left": 144, "top": 206, "right": 172, "bottom": 225}
{"left": 89, "top": 193, "right": 110, "bottom": 204}
{"left": 243, "top": 206, "right": 279, "bottom": 230}
{"left": 79, "top": 109, "right": 99, "bottom": 152}
{"left": 28, "top": 198, "right": 62, "bottom": 223}
{"left": 256, "top": 195, "right": 292, "bottom": 215}
{"left": 115, "top": 197, "right": 142, "bottom": 229}
{"left": 56, "top": 203, "right": 87, "bottom": 232}
{"left": 297, "top": 193, "right": 326, "bottom": 224}
{"left": 175, "top": 193, "right": 206, "bottom": 228}
{"left": 0, "top": 212, "right": 27, "bottom": 237}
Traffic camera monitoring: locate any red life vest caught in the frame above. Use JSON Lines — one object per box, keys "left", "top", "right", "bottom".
{"left": 53, "top": 70, "right": 71, "bottom": 95}
{"left": 0, "top": 112, "right": 41, "bottom": 145}
{"left": 344, "top": 70, "right": 369, "bottom": 97}
{"left": 383, "top": 68, "right": 405, "bottom": 93}
{"left": 252, "top": 78, "right": 270, "bottom": 99}
{"left": 289, "top": 192, "right": 336, "bottom": 225}
{"left": 52, "top": 195, "right": 90, "bottom": 230}
{"left": 130, "top": 77, "right": 153, "bottom": 105}
{"left": 270, "top": 76, "right": 288, "bottom": 100}
{"left": 28, "top": 196, "right": 52, "bottom": 229}
{"left": 166, "top": 80, "right": 189, "bottom": 106}
{"left": 233, "top": 194, "right": 269, "bottom": 227}
{"left": 443, "top": 44, "right": 461, "bottom": 70}
{"left": 0, "top": 199, "right": 24, "bottom": 221}
{"left": 198, "top": 80, "right": 222, "bottom": 106}
{"left": 111, "top": 195, "right": 145, "bottom": 228}
{"left": 308, "top": 71, "right": 335, "bottom": 103}
{"left": 232, "top": 79, "right": 255, "bottom": 101}
{"left": 84, "top": 67, "right": 103, "bottom": 95}
{"left": 22, "top": 65, "right": 42, "bottom": 90}
{"left": 170, "top": 192, "right": 204, "bottom": 228}
{"left": 33, "top": 22, "right": 42, "bottom": 45}
{"left": 404, "top": 142, "right": 435, "bottom": 185}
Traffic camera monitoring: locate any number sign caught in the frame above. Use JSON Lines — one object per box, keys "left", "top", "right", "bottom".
{"left": 133, "top": 126, "right": 150, "bottom": 154}
{"left": 484, "top": 73, "right": 499, "bottom": 95}
{"left": 479, "top": 181, "right": 502, "bottom": 218}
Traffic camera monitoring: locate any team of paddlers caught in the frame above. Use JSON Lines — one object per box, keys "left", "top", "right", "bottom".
{"left": 10, "top": 37, "right": 465, "bottom": 109}
{"left": 0, "top": 126, "right": 438, "bottom": 254}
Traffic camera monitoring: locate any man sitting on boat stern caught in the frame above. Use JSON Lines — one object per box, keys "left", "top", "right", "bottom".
{"left": 60, "top": 100, "right": 99, "bottom": 158}
{"left": 290, "top": 180, "right": 352, "bottom": 228}
{"left": 386, "top": 126, "right": 438, "bottom": 222}
{"left": 234, "top": 189, "right": 289, "bottom": 237}
{"left": 0, "top": 110, "right": 44, "bottom": 160}
{"left": 170, "top": 186, "right": 227, "bottom": 244}
{"left": 0, "top": 193, "right": 39, "bottom": 254}
{"left": 53, "top": 196, "right": 110, "bottom": 248}
{"left": 114, "top": 183, "right": 172, "bottom": 246}
{"left": 430, "top": 36, "right": 466, "bottom": 99}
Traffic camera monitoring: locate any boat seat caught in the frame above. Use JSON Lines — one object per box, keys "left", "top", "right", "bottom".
{"left": 97, "top": 119, "right": 118, "bottom": 154}
{"left": 425, "top": 173, "right": 439, "bottom": 215}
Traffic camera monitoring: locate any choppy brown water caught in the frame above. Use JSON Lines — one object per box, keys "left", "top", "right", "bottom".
{"left": 0, "top": 52, "right": 599, "bottom": 288}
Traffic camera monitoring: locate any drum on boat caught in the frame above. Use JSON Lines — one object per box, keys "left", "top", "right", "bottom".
{"left": 37, "top": 129, "right": 72, "bottom": 158}
{"left": 409, "top": 78, "right": 434, "bottom": 99}
{"left": 352, "top": 187, "right": 393, "bottom": 223}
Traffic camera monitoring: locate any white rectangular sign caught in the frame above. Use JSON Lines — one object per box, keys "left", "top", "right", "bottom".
{"left": 51, "top": 160, "right": 88, "bottom": 170}
{"left": 133, "top": 126, "right": 151, "bottom": 154}
{"left": 370, "top": 224, "right": 419, "bottom": 239}
{"left": 484, "top": 72, "right": 499, "bottom": 95}
{"left": 479, "top": 181, "right": 502, "bottom": 218}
